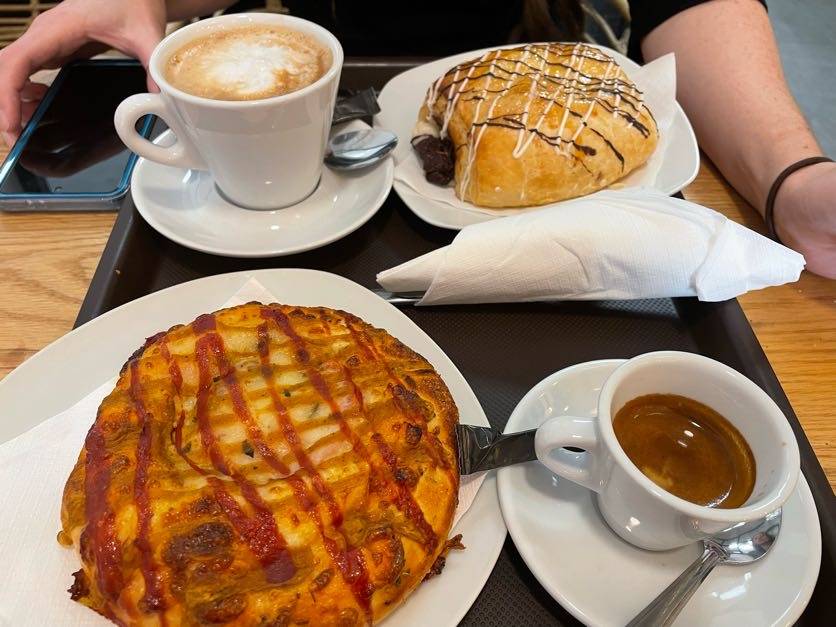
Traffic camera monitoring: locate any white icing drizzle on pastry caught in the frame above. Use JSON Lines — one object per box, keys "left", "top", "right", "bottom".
{"left": 570, "top": 60, "right": 615, "bottom": 143}
{"left": 512, "top": 45, "right": 550, "bottom": 158}
{"left": 553, "top": 44, "right": 586, "bottom": 155}
{"left": 612, "top": 66, "right": 623, "bottom": 116}
{"left": 460, "top": 47, "right": 531, "bottom": 199}
{"left": 439, "top": 51, "right": 488, "bottom": 136}
{"left": 512, "top": 44, "right": 572, "bottom": 158}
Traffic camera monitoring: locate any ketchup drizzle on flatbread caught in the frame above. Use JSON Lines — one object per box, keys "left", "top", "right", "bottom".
{"left": 256, "top": 323, "right": 342, "bottom": 525}
{"left": 193, "top": 329, "right": 295, "bottom": 583}
{"left": 343, "top": 316, "right": 449, "bottom": 469}
{"left": 82, "top": 420, "right": 124, "bottom": 604}
{"left": 128, "top": 361, "right": 168, "bottom": 620}
{"left": 256, "top": 316, "right": 374, "bottom": 613}
{"left": 262, "top": 307, "right": 437, "bottom": 548}
{"left": 163, "top": 318, "right": 368, "bottom": 599}
{"left": 165, "top": 333, "right": 297, "bottom": 583}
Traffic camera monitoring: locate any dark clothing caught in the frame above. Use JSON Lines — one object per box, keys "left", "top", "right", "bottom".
{"left": 278, "top": 0, "right": 527, "bottom": 57}
{"left": 628, "top": 0, "right": 767, "bottom": 61}
{"left": 228, "top": 1, "right": 767, "bottom": 63}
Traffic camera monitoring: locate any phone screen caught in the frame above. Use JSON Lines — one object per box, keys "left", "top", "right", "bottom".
{"left": 0, "top": 61, "right": 152, "bottom": 196}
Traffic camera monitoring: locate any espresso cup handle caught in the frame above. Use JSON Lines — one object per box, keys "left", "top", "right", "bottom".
{"left": 535, "top": 416, "right": 602, "bottom": 492}
{"left": 114, "top": 93, "right": 207, "bottom": 170}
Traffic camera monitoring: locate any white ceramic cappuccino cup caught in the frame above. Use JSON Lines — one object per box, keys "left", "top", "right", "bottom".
{"left": 114, "top": 13, "right": 343, "bottom": 210}
{"left": 535, "top": 351, "right": 800, "bottom": 550}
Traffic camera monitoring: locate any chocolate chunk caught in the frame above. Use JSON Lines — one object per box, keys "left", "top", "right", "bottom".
{"left": 411, "top": 135, "right": 454, "bottom": 186}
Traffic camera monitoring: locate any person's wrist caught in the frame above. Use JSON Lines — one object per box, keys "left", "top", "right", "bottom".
{"left": 765, "top": 157, "right": 833, "bottom": 241}
{"left": 745, "top": 126, "right": 823, "bottom": 213}
{"left": 771, "top": 161, "right": 833, "bottom": 240}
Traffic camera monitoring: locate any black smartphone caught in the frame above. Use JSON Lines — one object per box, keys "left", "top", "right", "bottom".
{"left": 0, "top": 59, "right": 157, "bottom": 211}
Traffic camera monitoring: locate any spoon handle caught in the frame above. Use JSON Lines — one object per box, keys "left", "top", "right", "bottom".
{"left": 626, "top": 543, "right": 726, "bottom": 627}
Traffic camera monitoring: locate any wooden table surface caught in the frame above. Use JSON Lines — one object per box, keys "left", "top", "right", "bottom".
{"left": 0, "top": 147, "right": 833, "bottom": 490}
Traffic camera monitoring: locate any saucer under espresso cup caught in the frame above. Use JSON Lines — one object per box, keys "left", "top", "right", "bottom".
{"left": 115, "top": 13, "right": 343, "bottom": 210}
{"left": 498, "top": 359, "right": 821, "bottom": 626}
{"left": 534, "top": 351, "right": 800, "bottom": 551}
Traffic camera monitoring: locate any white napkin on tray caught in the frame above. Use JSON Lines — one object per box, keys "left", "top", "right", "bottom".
{"left": 0, "top": 278, "right": 484, "bottom": 626}
{"left": 377, "top": 188, "right": 805, "bottom": 304}
{"left": 395, "top": 53, "right": 678, "bottom": 216}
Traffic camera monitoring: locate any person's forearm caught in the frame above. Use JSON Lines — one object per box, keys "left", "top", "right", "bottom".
{"left": 165, "top": 0, "right": 237, "bottom": 22}
{"left": 641, "top": 0, "right": 823, "bottom": 214}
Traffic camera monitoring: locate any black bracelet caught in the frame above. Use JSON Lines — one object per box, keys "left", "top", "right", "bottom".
{"left": 764, "top": 156, "right": 833, "bottom": 242}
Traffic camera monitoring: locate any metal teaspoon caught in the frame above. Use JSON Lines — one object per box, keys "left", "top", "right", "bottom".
{"left": 627, "top": 508, "right": 782, "bottom": 626}
{"left": 324, "top": 128, "right": 397, "bottom": 170}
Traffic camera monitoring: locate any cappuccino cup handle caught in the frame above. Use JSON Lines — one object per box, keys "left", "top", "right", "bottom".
{"left": 114, "top": 93, "right": 207, "bottom": 170}
{"left": 535, "top": 416, "right": 602, "bottom": 492}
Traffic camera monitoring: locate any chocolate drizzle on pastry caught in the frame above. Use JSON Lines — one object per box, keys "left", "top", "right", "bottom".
{"left": 416, "top": 43, "right": 658, "bottom": 205}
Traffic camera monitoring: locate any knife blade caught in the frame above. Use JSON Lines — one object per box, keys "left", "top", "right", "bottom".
{"left": 456, "top": 423, "right": 537, "bottom": 475}
{"left": 373, "top": 288, "right": 423, "bottom": 305}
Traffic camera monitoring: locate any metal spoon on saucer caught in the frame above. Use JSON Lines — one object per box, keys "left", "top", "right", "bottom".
{"left": 325, "top": 128, "right": 397, "bottom": 170}
{"left": 627, "top": 508, "right": 782, "bottom": 627}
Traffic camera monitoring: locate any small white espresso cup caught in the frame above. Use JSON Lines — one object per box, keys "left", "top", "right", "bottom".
{"left": 114, "top": 13, "right": 343, "bottom": 210}
{"left": 535, "top": 351, "right": 800, "bottom": 550}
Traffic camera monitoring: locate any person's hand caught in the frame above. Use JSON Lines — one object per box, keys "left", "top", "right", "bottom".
{"left": 773, "top": 161, "right": 836, "bottom": 279}
{"left": 0, "top": 0, "right": 167, "bottom": 145}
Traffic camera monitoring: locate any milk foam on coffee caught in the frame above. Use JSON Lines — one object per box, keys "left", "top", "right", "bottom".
{"left": 165, "top": 25, "right": 330, "bottom": 101}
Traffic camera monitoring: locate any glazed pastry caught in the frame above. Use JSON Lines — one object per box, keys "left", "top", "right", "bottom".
{"left": 413, "top": 43, "right": 659, "bottom": 208}
{"left": 60, "top": 303, "right": 460, "bottom": 626}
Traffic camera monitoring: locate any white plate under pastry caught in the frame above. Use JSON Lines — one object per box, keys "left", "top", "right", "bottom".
{"left": 497, "top": 359, "right": 821, "bottom": 626}
{"left": 377, "top": 44, "right": 700, "bottom": 230}
{"left": 0, "top": 269, "right": 505, "bottom": 627}
{"left": 130, "top": 120, "right": 393, "bottom": 257}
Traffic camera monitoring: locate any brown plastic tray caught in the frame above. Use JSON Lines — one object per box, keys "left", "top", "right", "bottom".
{"left": 75, "top": 59, "right": 834, "bottom": 625}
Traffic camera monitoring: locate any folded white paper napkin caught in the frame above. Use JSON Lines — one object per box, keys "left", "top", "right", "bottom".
{"left": 377, "top": 188, "right": 805, "bottom": 304}
{"left": 395, "top": 53, "right": 678, "bottom": 216}
{"left": 0, "top": 278, "right": 484, "bottom": 625}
